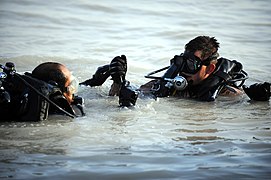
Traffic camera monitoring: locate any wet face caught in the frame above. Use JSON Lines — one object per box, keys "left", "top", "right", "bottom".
{"left": 183, "top": 50, "right": 216, "bottom": 86}
{"left": 59, "top": 65, "right": 74, "bottom": 104}
{"left": 185, "top": 66, "right": 208, "bottom": 85}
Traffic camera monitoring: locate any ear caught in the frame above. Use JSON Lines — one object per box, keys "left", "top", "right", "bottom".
{"left": 206, "top": 64, "right": 216, "bottom": 75}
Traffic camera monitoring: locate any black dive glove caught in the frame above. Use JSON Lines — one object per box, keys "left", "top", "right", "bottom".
{"left": 119, "top": 80, "right": 138, "bottom": 107}
{"left": 79, "top": 65, "right": 110, "bottom": 86}
{"left": 243, "top": 82, "right": 270, "bottom": 101}
{"left": 109, "top": 55, "right": 127, "bottom": 84}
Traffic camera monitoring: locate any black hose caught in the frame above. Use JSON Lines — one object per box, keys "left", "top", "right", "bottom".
{"left": 14, "top": 73, "right": 76, "bottom": 118}
{"left": 1, "top": 64, "right": 75, "bottom": 118}
{"left": 144, "top": 66, "right": 170, "bottom": 79}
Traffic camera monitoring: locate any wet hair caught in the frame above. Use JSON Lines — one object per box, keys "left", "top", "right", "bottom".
{"left": 185, "top": 36, "right": 220, "bottom": 58}
{"left": 32, "top": 62, "right": 67, "bottom": 92}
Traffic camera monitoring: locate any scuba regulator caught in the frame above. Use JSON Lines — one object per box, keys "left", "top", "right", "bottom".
{"left": 145, "top": 54, "right": 191, "bottom": 97}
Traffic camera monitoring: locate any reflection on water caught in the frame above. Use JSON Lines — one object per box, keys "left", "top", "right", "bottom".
{"left": 0, "top": 0, "right": 271, "bottom": 179}
{"left": 0, "top": 96, "right": 270, "bottom": 179}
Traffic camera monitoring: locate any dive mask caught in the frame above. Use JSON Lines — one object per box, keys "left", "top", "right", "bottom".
{"left": 65, "top": 75, "right": 79, "bottom": 94}
{"left": 182, "top": 52, "right": 219, "bottom": 74}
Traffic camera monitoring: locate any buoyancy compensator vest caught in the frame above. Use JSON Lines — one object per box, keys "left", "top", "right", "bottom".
{"left": 185, "top": 57, "right": 248, "bottom": 101}
{"left": 0, "top": 72, "right": 77, "bottom": 121}
{"left": 1, "top": 73, "right": 51, "bottom": 121}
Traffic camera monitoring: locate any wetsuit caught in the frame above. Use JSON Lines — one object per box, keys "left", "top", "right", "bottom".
{"left": 177, "top": 57, "right": 246, "bottom": 101}
{"left": 144, "top": 57, "right": 247, "bottom": 101}
{"left": 0, "top": 73, "right": 84, "bottom": 121}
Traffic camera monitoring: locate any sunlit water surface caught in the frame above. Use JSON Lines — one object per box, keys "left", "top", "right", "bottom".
{"left": 0, "top": 0, "right": 270, "bottom": 179}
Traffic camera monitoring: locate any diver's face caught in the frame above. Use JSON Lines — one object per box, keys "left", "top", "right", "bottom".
{"left": 185, "top": 65, "right": 209, "bottom": 85}
{"left": 182, "top": 50, "right": 214, "bottom": 86}
{"left": 60, "top": 65, "right": 74, "bottom": 104}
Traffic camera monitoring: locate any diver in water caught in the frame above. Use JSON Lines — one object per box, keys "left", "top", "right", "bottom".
{"left": 80, "top": 36, "right": 270, "bottom": 106}
{"left": 0, "top": 62, "right": 85, "bottom": 122}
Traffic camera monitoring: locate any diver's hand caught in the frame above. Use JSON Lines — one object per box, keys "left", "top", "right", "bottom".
{"left": 243, "top": 82, "right": 270, "bottom": 101}
{"left": 109, "top": 55, "right": 127, "bottom": 84}
{"left": 119, "top": 80, "right": 138, "bottom": 107}
{"left": 79, "top": 65, "right": 110, "bottom": 86}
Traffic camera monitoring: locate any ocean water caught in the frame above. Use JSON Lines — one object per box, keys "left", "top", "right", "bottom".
{"left": 0, "top": 0, "right": 271, "bottom": 179}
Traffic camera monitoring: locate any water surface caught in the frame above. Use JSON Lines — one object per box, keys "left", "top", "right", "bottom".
{"left": 0, "top": 0, "right": 270, "bottom": 179}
